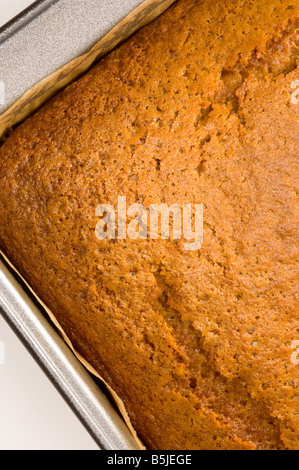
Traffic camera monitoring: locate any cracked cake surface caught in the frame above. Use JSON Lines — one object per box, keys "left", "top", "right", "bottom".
{"left": 0, "top": 0, "right": 298, "bottom": 449}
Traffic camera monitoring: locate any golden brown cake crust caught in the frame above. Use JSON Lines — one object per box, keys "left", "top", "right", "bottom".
{"left": 0, "top": 0, "right": 298, "bottom": 450}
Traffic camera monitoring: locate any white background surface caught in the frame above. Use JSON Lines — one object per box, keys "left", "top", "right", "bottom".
{"left": 0, "top": 0, "right": 35, "bottom": 27}
{"left": 0, "top": 0, "right": 98, "bottom": 450}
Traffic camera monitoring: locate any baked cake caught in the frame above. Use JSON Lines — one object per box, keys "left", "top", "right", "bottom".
{"left": 0, "top": 0, "right": 298, "bottom": 449}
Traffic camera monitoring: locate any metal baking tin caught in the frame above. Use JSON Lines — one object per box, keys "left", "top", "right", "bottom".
{"left": 0, "top": 0, "right": 166, "bottom": 450}
{"left": 0, "top": 0, "right": 161, "bottom": 114}
{"left": 0, "top": 257, "right": 138, "bottom": 450}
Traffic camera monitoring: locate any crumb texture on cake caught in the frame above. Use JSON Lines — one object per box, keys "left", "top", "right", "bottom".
{"left": 0, "top": 0, "right": 298, "bottom": 450}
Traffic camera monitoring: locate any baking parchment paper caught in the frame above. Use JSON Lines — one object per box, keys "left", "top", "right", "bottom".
{"left": 0, "top": 0, "right": 178, "bottom": 449}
